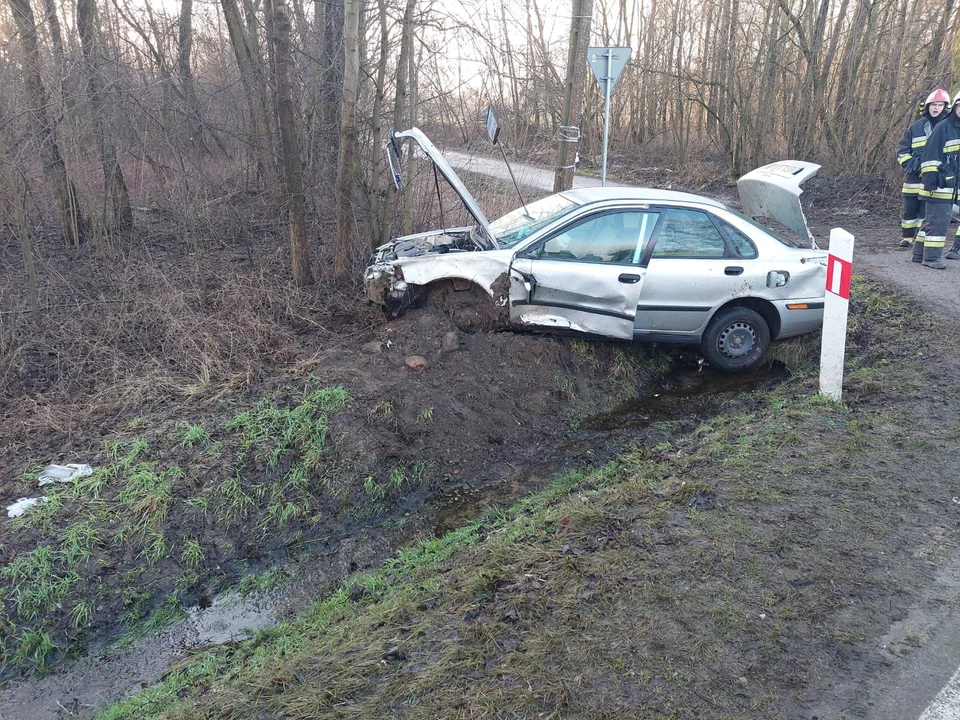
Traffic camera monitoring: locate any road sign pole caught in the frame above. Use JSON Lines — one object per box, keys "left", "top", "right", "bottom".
{"left": 819, "top": 228, "right": 855, "bottom": 401}
{"left": 588, "top": 47, "right": 631, "bottom": 188}
{"left": 602, "top": 50, "right": 612, "bottom": 186}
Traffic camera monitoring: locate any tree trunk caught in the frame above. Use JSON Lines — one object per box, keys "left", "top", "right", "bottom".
{"left": 401, "top": 43, "right": 419, "bottom": 236}
{"left": 220, "top": 0, "right": 277, "bottom": 185}
{"left": 178, "top": 0, "right": 205, "bottom": 146}
{"left": 380, "top": 0, "right": 415, "bottom": 245}
{"left": 41, "top": 0, "right": 74, "bottom": 122}
{"left": 78, "top": 0, "right": 134, "bottom": 232}
{"left": 8, "top": 0, "right": 87, "bottom": 248}
{"left": 553, "top": 0, "right": 593, "bottom": 192}
{"left": 271, "top": 0, "right": 314, "bottom": 286}
{"left": 365, "top": 0, "right": 389, "bottom": 246}
{"left": 333, "top": 0, "right": 360, "bottom": 278}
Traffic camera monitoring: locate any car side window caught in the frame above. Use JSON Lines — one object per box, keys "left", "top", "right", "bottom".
{"left": 540, "top": 211, "right": 660, "bottom": 264}
{"left": 651, "top": 208, "right": 726, "bottom": 259}
{"left": 715, "top": 218, "right": 758, "bottom": 259}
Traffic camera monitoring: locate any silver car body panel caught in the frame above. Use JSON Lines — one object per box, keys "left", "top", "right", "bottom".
{"left": 365, "top": 134, "right": 829, "bottom": 350}
{"left": 737, "top": 160, "right": 821, "bottom": 248}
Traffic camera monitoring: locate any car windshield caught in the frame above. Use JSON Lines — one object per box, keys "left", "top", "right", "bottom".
{"left": 726, "top": 208, "right": 807, "bottom": 248}
{"left": 487, "top": 194, "right": 580, "bottom": 248}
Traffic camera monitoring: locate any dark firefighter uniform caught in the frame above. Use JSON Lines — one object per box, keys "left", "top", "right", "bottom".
{"left": 918, "top": 96, "right": 960, "bottom": 269}
{"left": 898, "top": 89, "right": 950, "bottom": 248}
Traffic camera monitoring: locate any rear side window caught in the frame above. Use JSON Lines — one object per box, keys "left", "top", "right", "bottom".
{"left": 715, "top": 219, "right": 758, "bottom": 259}
{"left": 651, "top": 209, "right": 725, "bottom": 259}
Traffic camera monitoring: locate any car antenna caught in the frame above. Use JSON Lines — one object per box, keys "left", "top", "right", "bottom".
{"left": 486, "top": 106, "right": 531, "bottom": 219}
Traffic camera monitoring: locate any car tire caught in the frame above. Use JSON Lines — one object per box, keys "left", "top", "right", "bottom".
{"left": 700, "top": 306, "right": 770, "bottom": 372}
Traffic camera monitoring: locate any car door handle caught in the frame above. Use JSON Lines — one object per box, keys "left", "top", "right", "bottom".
{"left": 618, "top": 273, "right": 641, "bottom": 284}
{"left": 725, "top": 266, "right": 744, "bottom": 276}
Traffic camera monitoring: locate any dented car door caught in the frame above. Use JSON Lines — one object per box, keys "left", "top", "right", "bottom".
{"left": 508, "top": 210, "right": 659, "bottom": 339}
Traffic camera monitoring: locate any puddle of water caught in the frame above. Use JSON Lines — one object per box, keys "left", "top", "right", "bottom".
{"left": 431, "top": 461, "right": 561, "bottom": 535}
{"left": 583, "top": 362, "right": 787, "bottom": 431}
{"left": 0, "top": 592, "right": 278, "bottom": 720}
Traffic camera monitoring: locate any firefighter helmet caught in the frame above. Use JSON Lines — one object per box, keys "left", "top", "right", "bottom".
{"left": 925, "top": 88, "right": 951, "bottom": 106}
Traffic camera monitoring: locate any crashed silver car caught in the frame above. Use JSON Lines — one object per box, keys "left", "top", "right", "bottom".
{"left": 366, "top": 128, "right": 827, "bottom": 371}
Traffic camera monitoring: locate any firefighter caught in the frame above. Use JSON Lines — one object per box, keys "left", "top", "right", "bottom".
{"left": 918, "top": 92, "right": 960, "bottom": 269}
{"left": 897, "top": 89, "right": 950, "bottom": 248}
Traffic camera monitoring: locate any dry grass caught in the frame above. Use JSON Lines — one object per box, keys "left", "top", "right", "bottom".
{"left": 0, "top": 234, "right": 378, "bottom": 443}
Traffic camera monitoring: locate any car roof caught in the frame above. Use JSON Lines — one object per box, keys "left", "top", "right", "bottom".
{"left": 562, "top": 186, "right": 726, "bottom": 209}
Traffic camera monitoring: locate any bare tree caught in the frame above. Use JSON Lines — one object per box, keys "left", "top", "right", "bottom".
{"left": 380, "top": 0, "right": 415, "bottom": 245}
{"left": 271, "top": 0, "right": 314, "bottom": 286}
{"left": 77, "top": 0, "right": 134, "bottom": 231}
{"left": 333, "top": 0, "right": 361, "bottom": 278}
{"left": 220, "top": 0, "right": 277, "bottom": 185}
{"left": 8, "top": 0, "right": 87, "bottom": 247}
{"left": 177, "top": 0, "right": 205, "bottom": 147}
{"left": 553, "top": 0, "right": 593, "bottom": 192}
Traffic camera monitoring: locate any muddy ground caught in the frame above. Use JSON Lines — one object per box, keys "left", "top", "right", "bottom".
{"left": 2, "top": 167, "right": 958, "bottom": 718}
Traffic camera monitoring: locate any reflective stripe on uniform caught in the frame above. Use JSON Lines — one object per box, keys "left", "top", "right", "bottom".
{"left": 925, "top": 189, "right": 959, "bottom": 200}
{"left": 925, "top": 235, "right": 946, "bottom": 249}
{"left": 911, "top": 137, "right": 927, "bottom": 148}
{"left": 902, "top": 218, "right": 922, "bottom": 229}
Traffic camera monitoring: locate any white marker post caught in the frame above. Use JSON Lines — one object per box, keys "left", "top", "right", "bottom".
{"left": 819, "top": 228, "right": 854, "bottom": 401}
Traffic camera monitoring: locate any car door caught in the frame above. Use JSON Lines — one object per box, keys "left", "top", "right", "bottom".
{"left": 634, "top": 207, "right": 761, "bottom": 336}
{"left": 509, "top": 209, "right": 660, "bottom": 339}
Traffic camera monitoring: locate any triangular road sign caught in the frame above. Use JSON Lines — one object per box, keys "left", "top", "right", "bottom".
{"left": 587, "top": 46, "right": 632, "bottom": 98}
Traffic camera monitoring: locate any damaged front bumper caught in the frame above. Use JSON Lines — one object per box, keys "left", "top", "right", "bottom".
{"left": 364, "top": 263, "right": 419, "bottom": 317}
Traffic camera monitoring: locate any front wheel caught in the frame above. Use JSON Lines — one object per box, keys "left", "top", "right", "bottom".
{"left": 700, "top": 307, "right": 770, "bottom": 372}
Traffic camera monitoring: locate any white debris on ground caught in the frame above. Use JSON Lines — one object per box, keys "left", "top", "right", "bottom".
{"left": 7, "top": 497, "right": 48, "bottom": 518}
{"left": 37, "top": 463, "right": 94, "bottom": 486}
{"left": 4, "top": 463, "right": 95, "bottom": 519}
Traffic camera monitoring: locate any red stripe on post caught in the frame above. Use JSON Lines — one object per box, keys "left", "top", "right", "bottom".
{"left": 826, "top": 255, "right": 852, "bottom": 300}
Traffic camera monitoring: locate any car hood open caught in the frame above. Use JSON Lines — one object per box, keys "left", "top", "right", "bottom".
{"left": 391, "top": 128, "right": 499, "bottom": 250}
{"left": 737, "top": 161, "right": 821, "bottom": 248}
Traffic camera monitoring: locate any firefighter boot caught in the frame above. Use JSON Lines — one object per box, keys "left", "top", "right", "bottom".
{"left": 923, "top": 241, "right": 946, "bottom": 270}
{"left": 912, "top": 239, "right": 925, "bottom": 263}
{"left": 900, "top": 238, "right": 911, "bottom": 248}
{"left": 946, "top": 238, "right": 960, "bottom": 260}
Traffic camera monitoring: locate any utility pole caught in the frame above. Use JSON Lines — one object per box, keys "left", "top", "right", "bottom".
{"left": 553, "top": 0, "right": 593, "bottom": 192}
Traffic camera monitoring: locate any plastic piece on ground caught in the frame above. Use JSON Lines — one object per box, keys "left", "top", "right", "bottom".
{"left": 6, "top": 497, "right": 49, "bottom": 518}
{"left": 38, "top": 463, "right": 94, "bottom": 487}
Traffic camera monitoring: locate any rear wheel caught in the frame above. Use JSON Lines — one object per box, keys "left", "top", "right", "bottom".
{"left": 700, "top": 306, "right": 770, "bottom": 372}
